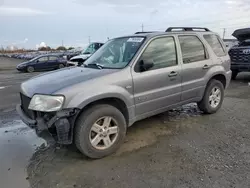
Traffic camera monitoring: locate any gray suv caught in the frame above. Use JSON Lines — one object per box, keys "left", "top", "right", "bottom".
{"left": 17, "top": 27, "right": 232, "bottom": 158}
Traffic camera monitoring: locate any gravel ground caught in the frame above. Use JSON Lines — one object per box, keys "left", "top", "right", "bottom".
{"left": 0, "top": 57, "right": 250, "bottom": 188}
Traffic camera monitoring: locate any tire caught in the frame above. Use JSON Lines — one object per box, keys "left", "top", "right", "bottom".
{"left": 58, "top": 64, "right": 65, "bottom": 69}
{"left": 27, "top": 66, "right": 34, "bottom": 73}
{"left": 75, "top": 104, "right": 127, "bottom": 159}
{"left": 231, "top": 71, "right": 238, "bottom": 80}
{"left": 198, "top": 79, "right": 224, "bottom": 114}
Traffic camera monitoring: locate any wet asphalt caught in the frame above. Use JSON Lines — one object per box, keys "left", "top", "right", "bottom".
{"left": 0, "top": 57, "right": 250, "bottom": 188}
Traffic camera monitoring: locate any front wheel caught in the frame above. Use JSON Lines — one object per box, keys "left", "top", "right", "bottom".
{"left": 27, "top": 66, "right": 34, "bottom": 73}
{"left": 198, "top": 79, "right": 224, "bottom": 114}
{"left": 75, "top": 104, "right": 127, "bottom": 159}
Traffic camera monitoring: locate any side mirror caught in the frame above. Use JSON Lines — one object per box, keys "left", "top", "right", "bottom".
{"left": 137, "top": 59, "right": 154, "bottom": 72}
{"left": 85, "top": 52, "right": 91, "bottom": 55}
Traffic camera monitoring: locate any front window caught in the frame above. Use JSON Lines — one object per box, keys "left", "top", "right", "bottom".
{"left": 37, "top": 56, "right": 48, "bottom": 62}
{"left": 84, "top": 37, "right": 145, "bottom": 69}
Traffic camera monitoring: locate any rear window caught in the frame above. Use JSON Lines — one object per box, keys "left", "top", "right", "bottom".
{"left": 204, "top": 34, "right": 226, "bottom": 57}
{"left": 178, "top": 35, "right": 207, "bottom": 64}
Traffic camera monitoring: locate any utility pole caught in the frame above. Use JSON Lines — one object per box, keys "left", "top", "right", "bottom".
{"left": 62, "top": 40, "right": 64, "bottom": 47}
{"left": 223, "top": 28, "right": 226, "bottom": 40}
{"left": 141, "top": 23, "right": 144, "bottom": 32}
{"left": 88, "top": 36, "right": 91, "bottom": 44}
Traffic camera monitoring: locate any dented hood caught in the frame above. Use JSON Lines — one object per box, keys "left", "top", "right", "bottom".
{"left": 232, "top": 28, "right": 250, "bottom": 42}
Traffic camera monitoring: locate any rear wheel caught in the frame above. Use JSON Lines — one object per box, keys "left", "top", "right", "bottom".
{"left": 27, "top": 66, "right": 34, "bottom": 73}
{"left": 198, "top": 79, "right": 224, "bottom": 114}
{"left": 58, "top": 64, "right": 65, "bottom": 69}
{"left": 231, "top": 71, "right": 238, "bottom": 80}
{"left": 75, "top": 104, "right": 127, "bottom": 159}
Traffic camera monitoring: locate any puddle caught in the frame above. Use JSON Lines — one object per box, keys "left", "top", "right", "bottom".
{"left": 116, "top": 103, "right": 202, "bottom": 155}
{"left": 0, "top": 120, "right": 46, "bottom": 188}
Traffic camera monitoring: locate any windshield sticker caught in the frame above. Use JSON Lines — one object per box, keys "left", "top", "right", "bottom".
{"left": 127, "top": 37, "right": 144, "bottom": 43}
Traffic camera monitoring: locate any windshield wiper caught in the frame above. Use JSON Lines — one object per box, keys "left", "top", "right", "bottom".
{"left": 84, "top": 63, "right": 103, "bottom": 69}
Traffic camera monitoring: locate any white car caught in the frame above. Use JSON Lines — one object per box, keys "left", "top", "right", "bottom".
{"left": 69, "top": 42, "right": 103, "bottom": 66}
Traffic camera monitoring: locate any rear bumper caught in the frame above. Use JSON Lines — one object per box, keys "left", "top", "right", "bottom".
{"left": 16, "top": 104, "right": 79, "bottom": 144}
{"left": 231, "top": 63, "right": 250, "bottom": 72}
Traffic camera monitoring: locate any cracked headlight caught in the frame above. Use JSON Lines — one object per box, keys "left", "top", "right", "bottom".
{"left": 28, "top": 95, "right": 64, "bottom": 112}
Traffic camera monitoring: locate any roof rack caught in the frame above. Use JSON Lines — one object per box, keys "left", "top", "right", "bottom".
{"left": 134, "top": 31, "right": 156, "bottom": 34}
{"left": 166, "top": 27, "right": 210, "bottom": 32}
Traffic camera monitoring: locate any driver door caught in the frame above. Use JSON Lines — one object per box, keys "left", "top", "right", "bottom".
{"left": 35, "top": 56, "right": 49, "bottom": 70}
{"left": 132, "top": 36, "right": 182, "bottom": 117}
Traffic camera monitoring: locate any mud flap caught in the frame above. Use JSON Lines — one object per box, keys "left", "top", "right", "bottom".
{"left": 55, "top": 118, "right": 72, "bottom": 145}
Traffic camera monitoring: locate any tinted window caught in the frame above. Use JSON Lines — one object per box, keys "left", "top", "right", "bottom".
{"left": 37, "top": 57, "right": 48, "bottom": 62}
{"left": 204, "top": 34, "right": 226, "bottom": 56}
{"left": 49, "top": 56, "right": 58, "bottom": 61}
{"left": 140, "top": 37, "right": 177, "bottom": 71}
{"left": 179, "top": 36, "right": 206, "bottom": 63}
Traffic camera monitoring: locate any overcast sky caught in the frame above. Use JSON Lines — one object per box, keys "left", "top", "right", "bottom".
{"left": 0, "top": 0, "right": 250, "bottom": 49}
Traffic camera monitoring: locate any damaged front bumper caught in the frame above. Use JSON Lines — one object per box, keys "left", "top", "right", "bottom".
{"left": 16, "top": 104, "right": 79, "bottom": 144}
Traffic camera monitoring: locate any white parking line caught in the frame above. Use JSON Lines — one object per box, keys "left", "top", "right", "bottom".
{"left": 0, "top": 85, "right": 11, "bottom": 90}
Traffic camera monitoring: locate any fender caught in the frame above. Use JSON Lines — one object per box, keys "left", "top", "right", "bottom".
{"left": 205, "top": 65, "right": 227, "bottom": 82}
{"left": 66, "top": 85, "right": 134, "bottom": 109}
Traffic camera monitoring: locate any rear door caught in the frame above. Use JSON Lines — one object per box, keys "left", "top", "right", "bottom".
{"left": 178, "top": 35, "right": 211, "bottom": 101}
{"left": 132, "top": 36, "right": 182, "bottom": 117}
{"left": 47, "top": 56, "right": 59, "bottom": 69}
{"left": 35, "top": 56, "right": 49, "bottom": 70}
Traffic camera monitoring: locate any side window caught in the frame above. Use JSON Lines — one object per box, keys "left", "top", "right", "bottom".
{"left": 49, "top": 56, "right": 58, "bottom": 61}
{"left": 139, "top": 37, "right": 177, "bottom": 71}
{"left": 204, "top": 34, "right": 226, "bottom": 57}
{"left": 37, "top": 57, "right": 48, "bottom": 62}
{"left": 179, "top": 35, "right": 207, "bottom": 64}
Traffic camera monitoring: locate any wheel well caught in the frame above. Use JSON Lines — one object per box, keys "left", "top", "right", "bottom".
{"left": 210, "top": 74, "right": 226, "bottom": 88}
{"left": 76, "top": 98, "right": 129, "bottom": 126}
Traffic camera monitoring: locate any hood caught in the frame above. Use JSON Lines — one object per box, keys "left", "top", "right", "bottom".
{"left": 232, "top": 28, "right": 250, "bottom": 42}
{"left": 70, "top": 54, "right": 91, "bottom": 61}
{"left": 21, "top": 67, "right": 118, "bottom": 97}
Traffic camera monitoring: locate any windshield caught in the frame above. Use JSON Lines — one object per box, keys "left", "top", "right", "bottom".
{"left": 84, "top": 37, "right": 145, "bottom": 69}
{"left": 81, "top": 44, "right": 95, "bottom": 54}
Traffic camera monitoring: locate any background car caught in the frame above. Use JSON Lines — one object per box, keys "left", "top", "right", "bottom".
{"left": 16, "top": 54, "right": 68, "bottom": 73}
{"left": 229, "top": 28, "right": 250, "bottom": 79}
{"left": 69, "top": 42, "right": 104, "bottom": 66}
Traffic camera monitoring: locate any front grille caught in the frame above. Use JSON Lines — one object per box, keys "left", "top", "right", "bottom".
{"left": 229, "top": 48, "right": 250, "bottom": 63}
{"left": 20, "top": 93, "right": 35, "bottom": 119}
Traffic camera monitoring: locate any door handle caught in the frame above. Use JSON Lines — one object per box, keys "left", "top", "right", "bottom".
{"left": 203, "top": 64, "right": 209, "bottom": 69}
{"left": 168, "top": 71, "right": 178, "bottom": 77}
